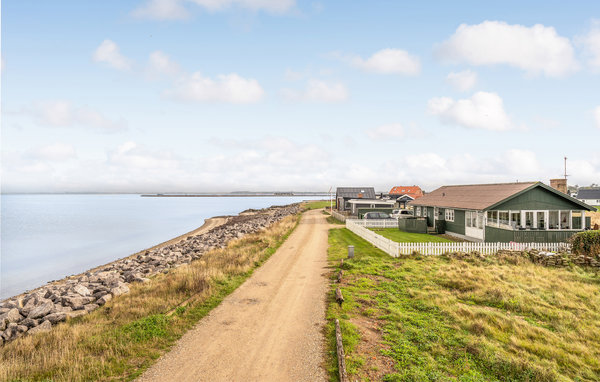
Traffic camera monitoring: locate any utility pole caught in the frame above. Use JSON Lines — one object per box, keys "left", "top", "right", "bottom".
{"left": 564, "top": 156, "right": 568, "bottom": 181}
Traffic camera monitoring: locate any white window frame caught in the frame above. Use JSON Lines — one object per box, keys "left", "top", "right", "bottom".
{"left": 416, "top": 207, "right": 421, "bottom": 216}
{"left": 445, "top": 209, "right": 455, "bottom": 222}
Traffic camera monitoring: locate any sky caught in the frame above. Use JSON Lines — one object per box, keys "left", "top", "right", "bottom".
{"left": 1, "top": 0, "right": 599, "bottom": 193}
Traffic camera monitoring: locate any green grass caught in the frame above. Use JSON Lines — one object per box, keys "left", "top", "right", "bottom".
{"left": 326, "top": 227, "right": 600, "bottom": 382}
{"left": 304, "top": 200, "right": 331, "bottom": 210}
{"left": 370, "top": 228, "right": 453, "bottom": 243}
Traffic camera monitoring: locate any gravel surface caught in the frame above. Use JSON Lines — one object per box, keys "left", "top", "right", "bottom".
{"left": 137, "top": 209, "right": 329, "bottom": 382}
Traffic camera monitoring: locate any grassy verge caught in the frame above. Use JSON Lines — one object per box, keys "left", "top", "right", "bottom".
{"left": 370, "top": 228, "right": 453, "bottom": 243}
{"left": 327, "top": 216, "right": 345, "bottom": 225}
{"left": 304, "top": 200, "right": 331, "bottom": 210}
{"left": 0, "top": 213, "right": 301, "bottom": 382}
{"left": 326, "top": 227, "right": 600, "bottom": 381}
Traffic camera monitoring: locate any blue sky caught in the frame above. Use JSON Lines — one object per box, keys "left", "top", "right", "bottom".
{"left": 2, "top": 0, "right": 599, "bottom": 192}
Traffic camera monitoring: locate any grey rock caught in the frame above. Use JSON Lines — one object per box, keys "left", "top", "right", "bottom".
{"left": 61, "top": 295, "right": 94, "bottom": 308}
{"left": 45, "top": 312, "right": 67, "bottom": 324}
{"left": 54, "top": 304, "right": 73, "bottom": 313}
{"left": 84, "top": 304, "right": 99, "bottom": 313}
{"left": 110, "top": 284, "right": 129, "bottom": 297}
{"left": 17, "top": 325, "right": 28, "bottom": 333}
{"left": 28, "top": 320, "right": 52, "bottom": 335}
{"left": 73, "top": 284, "right": 91, "bottom": 297}
{"left": 20, "top": 317, "right": 39, "bottom": 328}
{"left": 97, "top": 294, "right": 112, "bottom": 306}
{"left": 66, "top": 310, "right": 87, "bottom": 319}
{"left": 28, "top": 302, "right": 55, "bottom": 319}
{"left": 0, "top": 308, "right": 23, "bottom": 325}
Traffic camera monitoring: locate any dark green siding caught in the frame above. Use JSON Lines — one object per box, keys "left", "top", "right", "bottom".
{"left": 494, "top": 187, "right": 585, "bottom": 211}
{"left": 445, "top": 209, "right": 466, "bottom": 235}
{"left": 485, "top": 226, "right": 576, "bottom": 243}
{"left": 398, "top": 218, "right": 427, "bottom": 233}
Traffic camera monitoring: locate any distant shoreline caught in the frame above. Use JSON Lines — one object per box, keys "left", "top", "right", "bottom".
{"left": 141, "top": 193, "right": 330, "bottom": 197}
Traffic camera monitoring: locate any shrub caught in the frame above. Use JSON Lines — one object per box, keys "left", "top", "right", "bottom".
{"left": 570, "top": 230, "right": 600, "bottom": 258}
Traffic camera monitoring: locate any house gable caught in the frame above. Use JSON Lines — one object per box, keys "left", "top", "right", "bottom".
{"left": 490, "top": 183, "right": 595, "bottom": 211}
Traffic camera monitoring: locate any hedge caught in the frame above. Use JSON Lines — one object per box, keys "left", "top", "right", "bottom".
{"left": 570, "top": 230, "right": 600, "bottom": 258}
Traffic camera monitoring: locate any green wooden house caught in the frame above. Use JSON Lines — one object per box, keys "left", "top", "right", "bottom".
{"left": 408, "top": 181, "right": 594, "bottom": 243}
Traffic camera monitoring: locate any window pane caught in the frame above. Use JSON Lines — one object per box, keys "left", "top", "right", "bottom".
{"left": 549, "top": 211, "right": 559, "bottom": 229}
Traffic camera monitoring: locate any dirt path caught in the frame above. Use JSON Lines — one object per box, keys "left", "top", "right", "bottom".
{"left": 138, "top": 209, "right": 330, "bottom": 382}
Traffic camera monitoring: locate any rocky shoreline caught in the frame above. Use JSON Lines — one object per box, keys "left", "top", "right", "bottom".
{"left": 0, "top": 203, "right": 302, "bottom": 345}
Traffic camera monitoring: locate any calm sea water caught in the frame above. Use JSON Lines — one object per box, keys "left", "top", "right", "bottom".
{"left": 0, "top": 194, "right": 321, "bottom": 299}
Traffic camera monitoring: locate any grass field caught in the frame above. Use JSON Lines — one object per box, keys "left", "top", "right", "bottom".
{"left": 326, "top": 228, "right": 600, "bottom": 382}
{"left": 304, "top": 200, "right": 331, "bottom": 210}
{"left": 0, "top": 214, "right": 301, "bottom": 381}
{"left": 370, "top": 228, "right": 453, "bottom": 243}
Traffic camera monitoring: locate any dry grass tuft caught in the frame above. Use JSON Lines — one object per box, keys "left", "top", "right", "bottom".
{"left": 0, "top": 214, "right": 300, "bottom": 382}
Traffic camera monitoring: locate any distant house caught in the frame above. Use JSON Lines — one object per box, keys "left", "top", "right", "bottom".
{"left": 346, "top": 198, "right": 395, "bottom": 215}
{"left": 408, "top": 181, "right": 594, "bottom": 243}
{"left": 335, "top": 187, "right": 376, "bottom": 212}
{"left": 389, "top": 185, "right": 423, "bottom": 208}
{"left": 576, "top": 188, "right": 600, "bottom": 206}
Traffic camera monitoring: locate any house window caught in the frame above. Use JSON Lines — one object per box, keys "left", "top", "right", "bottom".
{"left": 511, "top": 212, "right": 521, "bottom": 228}
{"left": 466, "top": 211, "right": 482, "bottom": 228}
{"left": 487, "top": 210, "right": 498, "bottom": 224}
{"left": 560, "top": 210, "right": 570, "bottom": 229}
{"left": 416, "top": 207, "right": 421, "bottom": 216}
{"left": 422, "top": 207, "right": 427, "bottom": 216}
{"left": 445, "top": 209, "right": 455, "bottom": 222}
{"left": 466, "top": 211, "right": 473, "bottom": 227}
{"left": 549, "top": 210, "right": 559, "bottom": 229}
{"left": 499, "top": 211, "right": 509, "bottom": 225}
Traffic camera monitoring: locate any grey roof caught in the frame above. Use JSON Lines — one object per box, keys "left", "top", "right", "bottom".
{"left": 577, "top": 188, "right": 600, "bottom": 200}
{"left": 336, "top": 187, "right": 376, "bottom": 199}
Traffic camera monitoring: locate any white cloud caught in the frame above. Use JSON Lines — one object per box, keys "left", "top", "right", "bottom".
{"left": 594, "top": 106, "right": 600, "bottom": 129}
{"left": 132, "top": 0, "right": 190, "bottom": 20}
{"left": 93, "top": 40, "right": 132, "bottom": 71}
{"left": 109, "top": 142, "right": 179, "bottom": 170}
{"left": 366, "top": 124, "right": 404, "bottom": 140}
{"left": 31, "top": 143, "right": 77, "bottom": 162}
{"left": 437, "top": 21, "right": 579, "bottom": 77}
{"left": 504, "top": 149, "right": 540, "bottom": 174}
{"left": 428, "top": 91, "right": 512, "bottom": 131}
{"left": 32, "top": 100, "right": 126, "bottom": 131}
{"left": 446, "top": 70, "right": 477, "bottom": 92}
{"left": 344, "top": 49, "right": 421, "bottom": 75}
{"left": 281, "top": 79, "right": 348, "bottom": 102}
{"left": 147, "top": 51, "right": 181, "bottom": 77}
{"left": 577, "top": 20, "right": 600, "bottom": 70}
{"left": 188, "top": 0, "right": 295, "bottom": 13}
{"left": 166, "top": 72, "right": 264, "bottom": 103}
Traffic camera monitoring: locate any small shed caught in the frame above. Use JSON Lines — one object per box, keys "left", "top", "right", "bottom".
{"left": 335, "top": 187, "right": 376, "bottom": 212}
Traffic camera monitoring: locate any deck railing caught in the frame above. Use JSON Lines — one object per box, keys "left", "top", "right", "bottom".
{"left": 345, "top": 220, "right": 571, "bottom": 257}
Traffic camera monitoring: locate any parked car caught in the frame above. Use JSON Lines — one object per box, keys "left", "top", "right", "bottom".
{"left": 391, "top": 209, "right": 412, "bottom": 218}
{"left": 363, "top": 212, "right": 393, "bottom": 219}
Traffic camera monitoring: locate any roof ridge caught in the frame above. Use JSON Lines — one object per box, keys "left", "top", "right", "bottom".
{"left": 439, "top": 181, "right": 538, "bottom": 188}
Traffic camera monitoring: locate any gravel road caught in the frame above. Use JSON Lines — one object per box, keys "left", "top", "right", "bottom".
{"left": 138, "top": 209, "right": 329, "bottom": 382}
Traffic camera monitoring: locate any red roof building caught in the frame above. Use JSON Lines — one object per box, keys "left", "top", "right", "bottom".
{"left": 389, "top": 186, "right": 423, "bottom": 199}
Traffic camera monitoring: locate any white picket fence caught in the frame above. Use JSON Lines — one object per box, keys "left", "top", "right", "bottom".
{"left": 345, "top": 220, "right": 570, "bottom": 257}
{"left": 346, "top": 218, "right": 399, "bottom": 228}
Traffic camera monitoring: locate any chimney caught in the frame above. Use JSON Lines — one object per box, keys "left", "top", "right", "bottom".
{"left": 550, "top": 178, "right": 567, "bottom": 194}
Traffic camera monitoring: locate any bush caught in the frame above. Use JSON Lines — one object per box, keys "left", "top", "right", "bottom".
{"left": 570, "top": 230, "right": 600, "bottom": 258}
